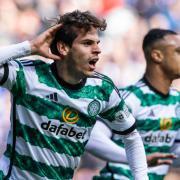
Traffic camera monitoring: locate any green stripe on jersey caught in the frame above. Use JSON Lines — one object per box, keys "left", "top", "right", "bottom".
{"left": 99, "top": 100, "right": 125, "bottom": 121}
{"left": 5, "top": 145, "right": 74, "bottom": 180}
{"left": 0, "top": 170, "right": 5, "bottom": 179}
{"left": 11, "top": 60, "right": 26, "bottom": 96}
{"left": 144, "top": 145, "right": 170, "bottom": 154}
{"left": 16, "top": 120, "right": 86, "bottom": 156}
{"left": 96, "top": 79, "right": 180, "bottom": 180}
{"left": 136, "top": 118, "right": 180, "bottom": 131}
{"left": 124, "top": 84, "right": 180, "bottom": 106}
{"left": 35, "top": 64, "right": 114, "bottom": 101}
{"left": 35, "top": 63, "right": 62, "bottom": 90}
{"left": 1, "top": 59, "right": 131, "bottom": 179}
{"left": 101, "top": 165, "right": 132, "bottom": 179}
{"left": 148, "top": 173, "right": 165, "bottom": 180}
{"left": 16, "top": 93, "right": 96, "bottom": 127}
{"left": 98, "top": 165, "right": 165, "bottom": 180}
{"left": 62, "top": 79, "right": 113, "bottom": 101}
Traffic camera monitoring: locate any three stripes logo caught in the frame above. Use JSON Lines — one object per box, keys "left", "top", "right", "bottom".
{"left": 148, "top": 110, "right": 155, "bottom": 117}
{"left": 46, "top": 93, "right": 58, "bottom": 102}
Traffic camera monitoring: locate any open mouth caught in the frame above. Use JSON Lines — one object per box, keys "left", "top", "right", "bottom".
{"left": 89, "top": 60, "right": 96, "bottom": 66}
{"left": 89, "top": 58, "right": 98, "bottom": 65}
{"left": 88, "top": 59, "right": 98, "bottom": 71}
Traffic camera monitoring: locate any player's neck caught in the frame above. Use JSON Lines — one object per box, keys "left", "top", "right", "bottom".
{"left": 145, "top": 70, "right": 172, "bottom": 95}
{"left": 55, "top": 62, "right": 84, "bottom": 85}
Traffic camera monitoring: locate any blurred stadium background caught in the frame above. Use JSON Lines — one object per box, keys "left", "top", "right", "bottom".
{"left": 0, "top": 0, "right": 180, "bottom": 179}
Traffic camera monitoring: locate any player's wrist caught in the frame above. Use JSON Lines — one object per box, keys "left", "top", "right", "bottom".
{"left": 29, "top": 40, "right": 38, "bottom": 55}
{"left": 0, "top": 41, "right": 31, "bottom": 65}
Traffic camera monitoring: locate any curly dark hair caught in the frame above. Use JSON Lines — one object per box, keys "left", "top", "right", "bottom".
{"left": 50, "top": 10, "right": 107, "bottom": 55}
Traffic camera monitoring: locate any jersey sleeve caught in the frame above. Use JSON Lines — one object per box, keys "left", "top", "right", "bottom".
{"left": 0, "top": 60, "right": 26, "bottom": 96}
{"left": 0, "top": 41, "right": 31, "bottom": 94}
{"left": 86, "top": 120, "right": 128, "bottom": 163}
{"left": 99, "top": 87, "right": 136, "bottom": 135}
{"left": 119, "top": 88, "right": 141, "bottom": 117}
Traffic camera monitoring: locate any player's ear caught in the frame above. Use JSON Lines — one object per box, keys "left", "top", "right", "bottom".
{"left": 151, "top": 49, "right": 163, "bottom": 63}
{"left": 56, "top": 41, "right": 69, "bottom": 56}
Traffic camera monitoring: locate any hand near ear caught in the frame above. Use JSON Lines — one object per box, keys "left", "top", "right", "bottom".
{"left": 30, "top": 24, "right": 62, "bottom": 60}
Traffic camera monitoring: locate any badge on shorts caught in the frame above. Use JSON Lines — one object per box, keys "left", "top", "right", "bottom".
{"left": 175, "top": 104, "right": 180, "bottom": 117}
{"left": 88, "top": 99, "right": 100, "bottom": 117}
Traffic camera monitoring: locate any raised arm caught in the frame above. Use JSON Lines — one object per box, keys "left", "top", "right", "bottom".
{"left": 0, "top": 24, "right": 62, "bottom": 66}
{"left": 0, "top": 25, "right": 62, "bottom": 90}
{"left": 30, "top": 24, "right": 62, "bottom": 60}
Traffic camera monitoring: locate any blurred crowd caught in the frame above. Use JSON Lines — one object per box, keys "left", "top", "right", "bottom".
{"left": 0, "top": 0, "right": 180, "bottom": 179}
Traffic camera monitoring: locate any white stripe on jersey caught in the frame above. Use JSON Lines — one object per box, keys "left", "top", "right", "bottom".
{"left": 101, "top": 89, "right": 121, "bottom": 112}
{"left": 15, "top": 137, "right": 80, "bottom": 169}
{"left": 102, "top": 113, "right": 135, "bottom": 132}
{"left": 16, "top": 105, "right": 91, "bottom": 143}
{"left": 22, "top": 66, "right": 106, "bottom": 114}
{"left": 0, "top": 155, "right": 9, "bottom": 176}
{"left": 122, "top": 92, "right": 141, "bottom": 117}
{"left": 86, "top": 77, "right": 103, "bottom": 86}
{"left": 5, "top": 130, "right": 80, "bottom": 171}
{"left": 3, "top": 60, "right": 19, "bottom": 90}
{"left": 169, "top": 88, "right": 179, "bottom": 96}
{"left": 113, "top": 174, "right": 130, "bottom": 180}
{"left": 100, "top": 172, "right": 130, "bottom": 180}
{"left": 109, "top": 162, "right": 170, "bottom": 176}
{"left": 120, "top": 80, "right": 145, "bottom": 99}
{"left": 140, "top": 85, "right": 156, "bottom": 95}
{"left": 22, "top": 66, "right": 125, "bottom": 117}
{"left": 10, "top": 166, "right": 54, "bottom": 180}
{"left": 148, "top": 165, "right": 169, "bottom": 175}
{"left": 135, "top": 104, "right": 178, "bottom": 119}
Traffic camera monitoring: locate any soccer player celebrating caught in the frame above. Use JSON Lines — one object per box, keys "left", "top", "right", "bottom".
{"left": 86, "top": 28, "right": 180, "bottom": 180}
{"left": 0, "top": 10, "right": 148, "bottom": 180}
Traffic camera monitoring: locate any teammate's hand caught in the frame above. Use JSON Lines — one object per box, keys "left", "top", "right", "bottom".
{"left": 30, "top": 24, "right": 62, "bottom": 60}
{"left": 147, "top": 152, "right": 178, "bottom": 167}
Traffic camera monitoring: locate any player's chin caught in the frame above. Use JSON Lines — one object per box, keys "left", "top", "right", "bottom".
{"left": 174, "top": 72, "right": 180, "bottom": 79}
{"left": 84, "top": 70, "right": 95, "bottom": 77}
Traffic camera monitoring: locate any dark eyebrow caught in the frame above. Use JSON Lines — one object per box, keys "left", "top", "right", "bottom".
{"left": 81, "top": 39, "right": 100, "bottom": 43}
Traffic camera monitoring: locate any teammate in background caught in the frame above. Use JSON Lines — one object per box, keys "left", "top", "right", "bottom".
{"left": 86, "top": 28, "right": 180, "bottom": 180}
{"left": 0, "top": 10, "right": 148, "bottom": 180}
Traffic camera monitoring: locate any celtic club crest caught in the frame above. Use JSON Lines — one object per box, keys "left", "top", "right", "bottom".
{"left": 88, "top": 100, "right": 100, "bottom": 117}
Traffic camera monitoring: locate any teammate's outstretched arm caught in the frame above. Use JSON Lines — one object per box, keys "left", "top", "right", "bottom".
{"left": 87, "top": 117, "right": 148, "bottom": 180}
{"left": 87, "top": 120, "right": 177, "bottom": 166}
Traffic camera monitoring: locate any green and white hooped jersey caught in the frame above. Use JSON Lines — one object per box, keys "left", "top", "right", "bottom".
{"left": 0, "top": 59, "right": 135, "bottom": 180}
{"left": 96, "top": 78, "right": 180, "bottom": 180}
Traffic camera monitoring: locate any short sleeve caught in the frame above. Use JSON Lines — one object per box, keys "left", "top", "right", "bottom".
{"left": 99, "top": 88, "right": 136, "bottom": 135}
{"left": 0, "top": 60, "right": 25, "bottom": 96}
